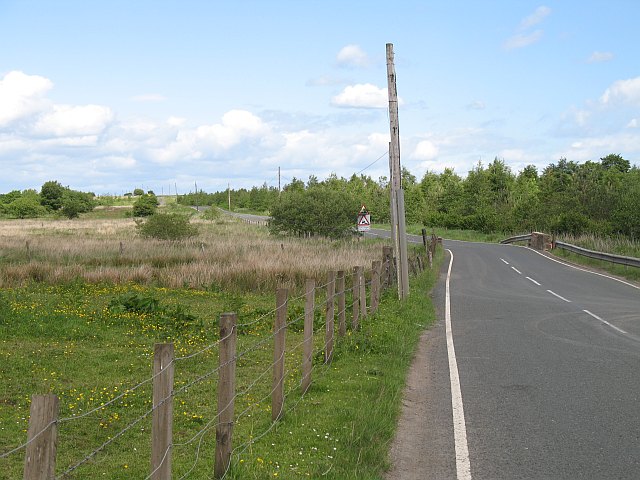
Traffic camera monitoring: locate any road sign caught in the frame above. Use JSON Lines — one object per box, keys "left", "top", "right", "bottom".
{"left": 357, "top": 205, "right": 371, "bottom": 232}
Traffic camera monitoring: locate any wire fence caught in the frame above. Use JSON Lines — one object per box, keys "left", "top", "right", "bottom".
{"left": 3, "top": 244, "right": 433, "bottom": 479}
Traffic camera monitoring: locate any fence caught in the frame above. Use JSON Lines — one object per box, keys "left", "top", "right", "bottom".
{"left": 2, "top": 245, "right": 432, "bottom": 479}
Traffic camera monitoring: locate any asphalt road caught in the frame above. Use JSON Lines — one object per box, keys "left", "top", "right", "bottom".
{"left": 409, "top": 239, "right": 640, "bottom": 480}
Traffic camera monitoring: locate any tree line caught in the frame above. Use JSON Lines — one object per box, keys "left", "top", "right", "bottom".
{"left": 180, "top": 153, "right": 639, "bottom": 239}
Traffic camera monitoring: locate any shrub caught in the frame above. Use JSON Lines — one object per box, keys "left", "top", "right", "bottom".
{"left": 133, "top": 188, "right": 144, "bottom": 196}
{"left": 7, "top": 197, "right": 47, "bottom": 218}
{"left": 137, "top": 212, "right": 199, "bottom": 240}
{"left": 201, "top": 207, "right": 221, "bottom": 220}
{"left": 132, "top": 193, "right": 158, "bottom": 217}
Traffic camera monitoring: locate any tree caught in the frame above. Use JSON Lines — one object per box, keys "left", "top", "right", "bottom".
{"left": 133, "top": 188, "right": 144, "bottom": 196}
{"left": 40, "top": 180, "right": 66, "bottom": 211}
{"left": 270, "top": 187, "right": 357, "bottom": 239}
{"left": 600, "top": 153, "right": 630, "bottom": 173}
{"left": 7, "top": 196, "right": 47, "bottom": 218}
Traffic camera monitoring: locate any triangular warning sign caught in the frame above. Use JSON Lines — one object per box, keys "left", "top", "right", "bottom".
{"left": 358, "top": 215, "right": 370, "bottom": 226}
{"left": 359, "top": 205, "right": 368, "bottom": 215}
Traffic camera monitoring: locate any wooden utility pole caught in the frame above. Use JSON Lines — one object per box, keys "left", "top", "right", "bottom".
{"left": 227, "top": 183, "right": 231, "bottom": 211}
{"left": 386, "top": 43, "right": 410, "bottom": 299}
{"left": 278, "top": 166, "right": 281, "bottom": 194}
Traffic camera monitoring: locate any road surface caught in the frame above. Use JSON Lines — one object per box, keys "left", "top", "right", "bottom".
{"left": 388, "top": 238, "right": 640, "bottom": 479}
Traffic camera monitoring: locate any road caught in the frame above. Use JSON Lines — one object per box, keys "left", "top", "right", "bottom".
{"left": 388, "top": 237, "right": 640, "bottom": 480}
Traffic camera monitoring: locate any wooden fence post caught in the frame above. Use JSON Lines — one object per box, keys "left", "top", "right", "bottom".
{"left": 23, "top": 394, "right": 58, "bottom": 480}
{"left": 336, "top": 271, "right": 346, "bottom": 337}
{"left": 302, "top": 279, "right": 315, "bottom": 394}
{"left": 272, "top": 289, "right": 288, "bottom": 422}
{"left": 359, "top": 266, "right": 367, "bottom": 320}
{"left": 214, "top": 313, "right": 237, "bottom": 479}
{"left": 151, "top": 343, "right": 174, "bottom": 480}
{"left": 382, "top": 246, "right": 393, "bottom": 287}
{"left": 352, "top": 266, "right": 360, "bottom": 331}
{"left": 325, "top": 271, "right": 336, "bottom": 363}
{"left": 371, "top": 260, "right": 381, "bottom": 314}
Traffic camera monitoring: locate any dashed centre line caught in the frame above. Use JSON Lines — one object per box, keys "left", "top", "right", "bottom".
{"left": 511, "top": 266, "right": 522, "bottom": 274}
{"left": 547, "top": 289, "right": 572, "bottom": 303}
{"left": 526, "top": 277, "right": 541, "bottom": 286}
{"left": 500, "top": 258, "right": 509, "bottom": 265}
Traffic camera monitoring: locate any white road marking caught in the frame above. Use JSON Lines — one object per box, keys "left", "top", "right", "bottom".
{"left": 445, "top": 249, "right": 472, "bottom": 480}
{"left": 511, "top": 266, "right": 522, "bottom": 274}
{"left": 547, "top": 290, "right": 572, "bottom": 303}
{"left": 583, "top": 309, "right": 628, "bottom": 335}
{"left": 517, "top": 246, "right": 640, "bottom": 291}
{"left": 500, "top": 258, "right": 509, "bottom": 265}
{"left": 526, "top": 277, "right": 541, "bottom": 286}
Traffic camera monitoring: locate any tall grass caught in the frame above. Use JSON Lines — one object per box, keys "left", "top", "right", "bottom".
{"left": 558, "top": 233, "right": 640, "bottom": 258}
{"left": 0, "top": 217, "right": 383, "bottom": 292}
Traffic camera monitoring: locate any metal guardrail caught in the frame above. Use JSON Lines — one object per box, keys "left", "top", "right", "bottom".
{"left": 554, "top": 241, "right": 640, "bottom": 268}
{"left": 500, "top": 234, "right": 532, "bottom": 245}
{"left": 500, "top": 233, "right": 640, "bottom": 268}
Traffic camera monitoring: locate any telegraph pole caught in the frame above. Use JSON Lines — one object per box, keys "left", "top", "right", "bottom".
{"left": 386, "top": 43, "right": 410, "bottom": 299}
{"left": 227, "top": 182, "right": 231, "bottom": 211}
{"left": 278, "top": 166, "right": 281, "bottom": 194}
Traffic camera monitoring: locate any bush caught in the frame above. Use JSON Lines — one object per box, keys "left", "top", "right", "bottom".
{"left": 269, "top": 187, "right": 357, "bottom": 239}
{"left": 132, "top": 193, "right": 158, "bottom": 217}
{"left": 133, "top": 188, "right": 144, "bottom": 196}
{"left": 7, "top": 197, "right": 47, "bottom": 218}
{"left": 201, "top": 207, "right": 221, "bottom": 220}
{"left": 137, "top": 213, "right": 199, "bottom": 240}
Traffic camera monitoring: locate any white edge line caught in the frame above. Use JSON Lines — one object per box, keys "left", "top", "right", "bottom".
{"left": 445, "top": 249, "right": 472, "bottom": 480}
{"left": 583, "top": 309, "right": 628, "bottom": 335}
{"left": 526, "top": 276, "right": 541, "bottom": 286}
{"left": 511, "top": 266, "right": 522, "bottom": 274}
{"left": 508, "top": 244, "right": 640, "bottom": 291}
{"left": 546, "top": 289, "right": 571, "bottom": 303}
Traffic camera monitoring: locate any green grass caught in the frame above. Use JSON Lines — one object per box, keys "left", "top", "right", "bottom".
{"left": 552, "top": 249, "right": 640, "bottom": 282}
{"left": 372, "top": 223, "right": 505, "bottom": 243}
{"left": 0, "top": 248, "right": 442, "bottom": 479}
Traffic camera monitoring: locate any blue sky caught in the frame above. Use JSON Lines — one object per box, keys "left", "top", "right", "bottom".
{"left": 1, "top": 1, "right": 639, "bottom": 195}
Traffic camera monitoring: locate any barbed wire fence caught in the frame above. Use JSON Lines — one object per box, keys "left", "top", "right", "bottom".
{"left": 2, "top": 243, "right": 434, "bottom": 479}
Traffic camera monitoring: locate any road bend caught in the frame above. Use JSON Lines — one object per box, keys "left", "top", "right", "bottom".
{"left": 417, "top": 239, "right": 640, "bottom": 480}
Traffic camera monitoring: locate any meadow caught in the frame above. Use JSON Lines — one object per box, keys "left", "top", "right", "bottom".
{"left": 0, "top": 211, "right": 440, "bottom": 479}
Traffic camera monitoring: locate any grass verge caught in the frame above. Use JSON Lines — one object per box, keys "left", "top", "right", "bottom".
{"left": 0, "top": 248, "right": 442, "bottom": 479}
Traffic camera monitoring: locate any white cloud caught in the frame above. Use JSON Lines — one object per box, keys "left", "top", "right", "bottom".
{"left": 332, "top": 83, "right": 399, "bottom": 109}
{"left": 504, "top": 30, "right": 544, "bottom": 50}
{"left": 587, "top": 51, "right": 614, "bottom": 63}
{"left": 131, "top": 93, "right": 166, "bottom": 102}
{"left": 519, "top": 6, "right": 551, "bottom": 30}
{"left": 33, "top": 104, "right": 114, "bottom": 137}
{"left": 336, "top": 44, "right": 370, "bottom": 68}
{"left": 600, "top": 77, "right": 640, "bottom": 106}
{"left": 627, "top": 118, "right": 638, "bottom": 128}
{"left": 167, "top": 116, "right": 186, "bottom": 127}
{"left": 412, "top": 140, "right": 438, "bottom": 161}
{"left": 504, "top": 6, "right": 550, "bottom": 51}
{"left": 0, "top": 71, "right": 52, "bottom": 127}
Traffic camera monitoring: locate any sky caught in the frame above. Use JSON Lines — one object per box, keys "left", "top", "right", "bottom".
{"left": 1, "top": 0, "right": 639, "bottom": 195}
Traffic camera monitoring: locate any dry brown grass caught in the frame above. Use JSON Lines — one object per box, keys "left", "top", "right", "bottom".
{"left": 0, "top": 217, "right": 384, "bottom": 292}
